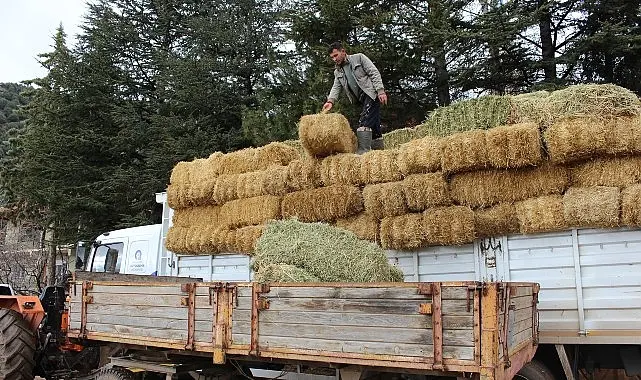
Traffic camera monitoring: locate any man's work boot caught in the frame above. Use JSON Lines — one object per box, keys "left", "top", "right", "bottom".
{"left": 371, "top": 137, "right": 384, "bottom": 150}
{"left": 356, "top": 129, "right": 372, "bottom": 155}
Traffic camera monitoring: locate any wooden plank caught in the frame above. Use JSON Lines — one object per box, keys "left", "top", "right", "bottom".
{"left": 509, "top": 286, "right": 533, "bottom": 297}
{"left": 510, "top": 295, "right": 534, "bottom": 311}
{"left": 90, "top": 284, "right": 185, "bottom": 295}
{"left": 73, "top": 272, "right": 202, "bottom": 283}
{"left": 512, "top": 308, "right": 533, "bottom": 323}
{"left": 70, "top": 303, "right": 212, "bottom": 321}
{"left": 510, "top": 319, "right": 534, "bottom": 337}
{"left": 84, "top": 313, "right": 211, "bottom": 332}
{"left": 195, "top": 284, "right": 252, "bottom": 296}
{"left": 232, "top": 333, "right": 251, "bottom": 345}
{"left": 268, "top": 287, "right": 431, "bottom": 300}
{"left": 86, "top": 323, "right": 192, "bottom": 340}
{"left": 509, "top": 328, "right": 533, "bottom": 351}
{"left": 441, "top": 286, "right": 470, "bottom": 300}
{"left": 233, "top": 296, "right": 253, "bottom": 311}
{"left": 86, "top": 292, "right": 185, "bottom": 307}
{"left": 263, "top": 298, "right": 470, "bottom": 315}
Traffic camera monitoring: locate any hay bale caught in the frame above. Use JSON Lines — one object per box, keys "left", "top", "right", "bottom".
{"left": 210, "top": 227, "right": 232, "bottom": 253}
{"left": 509, "top": 91, "right": 552, "bottom": 125}
{"left": 486, "top": 123, "right": 543, "bottom": 169}
{"left": 188, "top": 158, "right": 219, "bottom": 206}
{"left": 231, "top": 225, "right": 265, "bottom": 254}
{"left": 172, "top": 205, "right": 221, "bottom": 228}
{"left": 423, "top": 206, "right": 475, "bottom": 246}
{"left": 604, "top": 117, "right": 641, "bottom": 155}
{"left": 362, "top": 182, "right": 408, "bottom": 219}
{"left": 165, "top": 226, "right": 188, "bottom": 253}
{"left": 299, "top": 113, "right": 357, "bottom": 157}
{"left": 212, "top": 174, "right": 240, "bottom": 205}
{"left": 622, "top": 184, "right": 641, "bottom": 226}
{"left": 255, "top": 142, "right": 301, "bottom": 169}
{"left": 220, "top": 195, "right": 281, "bottom": 228}
{"left": 450, "top": 164, "right": 569, "bottom": 208}
{"left": 281, "top": 185, "right": 363, "bottom": 222}
{"left": 474, "top": 203, "right": 519, "bottom": 238}
{"left": 319, "top": 154, "right": 363, "bottom": 186}
{"left": 441, "top": 130, "right": 489, "bottom": 173}
{"left": 287, "top": 158, "right": 321, "bottom": 191}
{"left": 546, "top": 84, "right": 641, "bottom": 121}
{"left": 383, "top": 128, "right": 418, "bottom": 149}
{"left": 397, "top": 136, "right": 442, "bottom": 175}
{"left": 570, "top": 156, "right": 641, "bottom": 188}
{"left": 515, "top": 195, "right": 567, "bottom": 234}
{"left": 380, "top": 213, "right": 425, "bottom": 250}
{"left": 335, "top": 213, "right": 379, "bottom": 242}
{"left": 219, "top": 148, "right": 257, "bottom": 175}
{"left": 169, "top": 161, "right": 191, "bottom": 185}
{"left": 263, "top": 165, "right": 289, "bottom": 196}
{"left": 253, "top": 219, "right": 404, "bottom": 282}
{"left": 254, "top": 264, "right": 321, "bottom": 283}
{"left": 236, "top": 171, "right": 267, "bottom": 199}
{"left": 402, "top": 173, "right": 450, "bottom": 212}
{"left": 166, "top": 184, "right": 187, "bottom": 210}
{"left": 360, "top": 149, "right": 403, "bottom": 184}
{"left": 281, "top": 139, "right": 306, "bottom": 156}
{"left": 563, "top": 187, "right": 620, "bottom": 228}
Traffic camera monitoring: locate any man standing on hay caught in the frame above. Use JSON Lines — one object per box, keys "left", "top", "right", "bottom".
{"left": 322, "top": 42, "right": 388, "bottom": 154}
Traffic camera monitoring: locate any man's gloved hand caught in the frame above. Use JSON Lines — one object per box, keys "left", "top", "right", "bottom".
{"left": 322, "top": 102, "right": 333, "bottom": 113}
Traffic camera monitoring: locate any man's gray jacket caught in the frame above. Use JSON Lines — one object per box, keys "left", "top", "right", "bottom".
{"left": 327, "top": 53, "right": 385, "bottom": 104}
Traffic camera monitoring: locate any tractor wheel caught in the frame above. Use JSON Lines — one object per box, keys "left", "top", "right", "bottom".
{"left": 515, "top": 360, "right": 557, "bottom": 380}
{"left": 95, "top": 367, "right": 136, "bottom": 380}
{"left": 0, "top": 308, "right": 36, "bottom": 380}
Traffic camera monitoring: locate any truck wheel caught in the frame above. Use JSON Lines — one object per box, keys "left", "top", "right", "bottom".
{"left": 96, "top": 367, "right": 135, "bottom": 380}
{"left": 0, "top": 308, "right": 36, "bottom": 380}
{"left": 515, "top": 360, "right": 556, "bottom": 380}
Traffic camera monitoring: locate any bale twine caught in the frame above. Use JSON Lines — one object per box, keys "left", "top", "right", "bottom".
{"left": 402, "top": 173, "right": 450, "bottom": 212}
{"left": 281, "top": 185, "right": 363, "bottom": 222}
{"left": 360, "top": 149, "right": 403, "bottom": 184}
{"left": 380, "top": 213, "right": 425, "bottom": 250}
{"left": 474, "top": 203, "right": 519, "bottom": 238}
{"left": 396, "top": 136, "right": 442, "bottom": 175}
{"left": 263, "top": 165, "right": 289, "bottom": 196}
{"left": 299, "top": 113, "right": 357, "bottom": 157}
{"left": 450, "top": 164, "right": 569, "bottom": 208}
{"left": 220, "top": 195, "right": 281, "bottom": 228}
{"left": 255, "top": 142, "right": 301, "bottom": 169}
{"left": 236, "top": 171, "right": 267, "bottom": 199}
{"left": 441, "top": 130, "right": 489, "bottom": 174}
{"left": 563, "top": 187, "right": 620, "bottom": 228}
{"left": 172, "top": 205, "right": 221, "bottom": 228}
{"left": 254, "top": 264, "right": 321, "bottom": 283}
{"left": 423, "top": 206, "right": 475, "bottom": 246}
{"left": 319, "top": 154, "right": 363, "bottom": 186}
{"left": 212, "top": 174, "right": 240, "bottom": 205}
{"left": 622, "top": 184, "right": 641, "bottom": 226}
{"left": 509, "top": 91, "right": 552, "bottom": 126}
{"left": 253, "top": 219, "right": 404, "bottom": 282}
{"left": 382, "top": 127, "right": 418, "bottom": 149}
{"left": 287, "top": 158, "right": 321, "bottom": 191}
{"left": 362, "top": 182, "right": 408, "bottom": 219}
{"left": 570, "top": 156, "right": 641, "bottom": 188}
{"left": 335, "top": 213, "right": 379, "bottom": 242}
{"left": 219, "top": 148, "right": 257, "bottom": 175}
{"left": 515, "top": 195, "right": 567, "bottom": 234}
{"left": 486, "top": 123, "right": 543, "bottom": 169}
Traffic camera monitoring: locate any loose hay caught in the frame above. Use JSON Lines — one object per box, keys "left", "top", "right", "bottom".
{"left": 402, "top": 173, "right": 451, "bottom": 212}
{"left": 380, "top": 213, "right": 424, "bottom": 250}
{"left": 263, "top": 165, "right": 289, "bottom": 196}
{"left": 287, "top": 159, "right": 321, "bottom": 191}
{"left": 335, "top": 213, "right": 379, "bottom": 242}
{"left": 441, "top": 130, "right": 489, "bottom": 173}
{"left": 254, "top": 264, "right": 320, "bottom": 283}
{"left": 474, "top": 203, "right": 519, "bottom": 238}
{"left": 212, "top": 174, "right": 240, "bottom": 205}
{"left": 281, "top": 139, "right": 306, "bottom": 156}
{"left": 423, "top": 206, "right": 475, "bottom": 246}
{"left": 563, "top": 187, "right": 620, "bottom": 228}
{"left": 397, "top": 136, "right": 442, "bottom": 175}
{"left": 362, "top": 182, "right": 408, "bottom": 219}
{"left": 509, "top": 91, "right": 552, "bottom": 125}
{"left": 450, "top": 164, "right": 569, "bottom": 208}
{"left": 360, "top": 149, "right": 403, "bottom": 184}
{"left": 220, "top": 195, "right": 281, "bottom": 228}
{"left": 172, "top": 205, "right": 221, "bottom": 228}
{"left": 516, "top": 195, "right": 567, "bottom": 234}
{"left": 299, "top": 113, "right": 357, "bottom": 157}
{"left": 546, "top": 84, "right": 641, "bottom": 121}
{"left": 382, "top": 128, "right": 418, "bottom": 149}
{"left": 570, "top": 156, "right": 641, "bottom": 188}
{"left": 255, "top": 142, "right": 301, "bottom": 169}
{"left": 253, "top": 219, "right": 404, "bottom": 282}
{"left": 622, "top": 184, "right": 641, "bottom": 226}
{"left": 281, "top": 185, "right": 363, "bottom": 222}
{"left": 486, "top": 123, "right": 543, "bottom": 169}
{"left": 319, "top": 154, "right": 363, "bottom": 186}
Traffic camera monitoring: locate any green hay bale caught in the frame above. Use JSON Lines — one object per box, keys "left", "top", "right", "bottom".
{"left": 563, "top": 187, "right": 620, "bottom": 228}
{"left": 254, "top": 264, "right": 320, "bottom": 283}
{"left": 220, "top": 195, "right": 281, "bottom": 228}
{"left": 319, "top": 154, "right": 363, "bottom": 186}
{"left": 423, "top": 206, "right": 476, "bottom": 246}
{"left": 402, "top": 173, "right": 451, "bottom": 212}
{"left": 360, "top": 149, "right": 403, "bottom": 184}
{"left": 485, "top": 123, "right": 543, "bottom": 169}
{"left": 516, "top": 195, "right": 568, "bottom": 234}
{"left": 509, "top": 91, "right": 552, "bottom": 126}
{"left": 253, "top": 219, "right": 404, "bottom": 282}
{"left": 380, "top": 213, "right": 425, "bottom": 250}
{"left": 546, "top": 84, "right": 641, "bottom": 121}
{"left": 362, "top": 182, "right": 408, "bottom": 219}
{"left": 570, "top": 156, "right": 641, "bottom": 188}
{"left": 441, "top": 129, "right": 489, "bottom": 174}
{"left": 299, "top": 113, "right": 357, "bottom": 157}
{"left": 382, "top": 128, "right": 418, "bottom": 149}
{"left": 287, "top": 158, "right": 322, "bottom": 191}
{"left": 335, "top": 213, "right": 379, "bottom": 242}
{"left": 397, "top": 136, "right": 442, "bottom": 175}
{"left": 281, "top": 185, "right": 364, "bottom": 222}
{"left": 474, "top": 203, "right": 519, "bottom": 238}
{"left": 622, "top": 184, "right": 641, "bottom": 226}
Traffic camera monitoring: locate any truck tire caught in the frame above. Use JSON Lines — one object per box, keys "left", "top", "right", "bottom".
{"left": 0, "top": 308, "right": 36, "bottom": 380}
{"left": 516, "top": 360, "right": 556, "bottom": 380}
{"left": 96, "top": 367, "right": 135, "bottom": 380}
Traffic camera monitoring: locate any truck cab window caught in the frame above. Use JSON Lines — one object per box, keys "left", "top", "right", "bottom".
{"left": 91, "top": 243, "right": 124, "bottom": 273}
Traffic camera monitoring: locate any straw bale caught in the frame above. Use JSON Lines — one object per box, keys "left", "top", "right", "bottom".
{"left": 253, "top": 219, "right": 404, "bottom": 282}
{"left": 570, "top": 156, "right": 641, "bottom": 188}
{"left": 236, "top": 171, "right": 267, "bottom": 199}
{"left": 319, "top": 154, "right": 363, "bottom": 186}
{"left": 486, "top": 123, "right": 543, "bottom": 169}
{"left": 604, "top": 117, "right": 641, "bottom": 156}
{"left": 335, "top": 213, "right": 379, "bottom": 242}
{"left": 219, "top": 148, "right": 257, "bottom": 175}
{"left": 166, "top": 184, "right": 187, "bottom": 210}
{"left": 515, "top": 195, "right": 567, "bottom": 234}
{"left": 362, "top": 182, "right": 408, "bottom": 219}
{"left": 287, "top": 158, "right": 321, "bottom": 191}
{"left": 544, "top": 118, "right": 607, "bottom": 164}
{"left": 212, "top": 174, "right": 240, "bottom": 205}
{"left": 546, "top": 84, "right": 641, "bottom": 121}
{"left": 360, "top": 149, "right": 403, "bottom": 184}
{"left": 622, "top": 184, "right": 641, "bottom": 226}
{"left": 220, "top": 195, "right": 281, "bottom": 228}
{"left": 299, "top": 113, "right": 357, "bottom": 157}
{"left": 281, "top": 185, "right": 363, "bottom": 222}
{"left": 380, "top": 213, "right": 424, "bottom": 250}
{"left": 165, "top": 226, "right": 188, "bottom": 253}
{"left": 563, "top": 187, "right": 620, "bottom": 228}
{"left": 509, "top": 91, "right": 552, "bottom": 126}
{"left": 169, "top": 161, "right": 191, "bottom": 185}
{"left": 263, "top": 165, "right": 289, "bottom": 196}
{"left": 187, "top": 158, "right": 218, "bottom": 206}
{"left": 210, "top": 227, "right": 232, "bottom": 253}
{"left": 402, "top": 173, "right": 450, "bottom": 212}
{"left": 281, "top": 139, "right": 306, "bottom": 156}
{"left": 450, "top": 164, "right": 569, "bottom": 208}
{"left": 423, "top": 206, "right": 475, "bottom": 246}
{"left": 383, "top": 128, "right": 418, "bottom": 149}
{"left": 397, "top": 136, "right": 442, "bottom": 175}
{"left": 474, "top": 203, "right": 519, "bottom": 238}
{"left": 255, "top": 142, "right": 301, "bottom": 169}
{"left": 254, "top": 264, "right": 321, "bottom": 283}
{"left": 172, "top": 205, "right": 221, "bottom": 228}
{"left": 231, "top": 225, "right": 265, "bottom": 254}
{"left": 441, "top": 130, "right": 489, "bottom": 173}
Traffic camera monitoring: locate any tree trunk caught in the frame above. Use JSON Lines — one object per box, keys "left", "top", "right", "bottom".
{"left": 538, "top": 0, "right": 556, "bottom": 82}
{"left": 429, "top": 0, "right": 451, "bottom": 106}
{"left": 45, "top": 228, "right": 56, "bottom": 286}
{"left": 434, "top": 46, "right": 451, "bottom": 106}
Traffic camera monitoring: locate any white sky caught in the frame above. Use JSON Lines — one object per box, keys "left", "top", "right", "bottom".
{"left": 0, "top": 0, "right": 89, "bottom": 83}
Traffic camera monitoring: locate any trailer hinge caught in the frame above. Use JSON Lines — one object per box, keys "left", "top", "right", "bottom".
{"left": 257, "top": 298, "right": 270, "bottom": 311}
{"left": 419, "top": 303, "right": 433, "bottom": 315}
{"left": 82, "top": 296, "right": 93, "bottom": 304}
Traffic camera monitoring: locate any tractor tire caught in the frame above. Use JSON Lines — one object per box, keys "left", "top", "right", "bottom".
{"left": 0, "top": 308, "right": 36, "bottom": 380}
{"left": 515, "top": 360, "right": 557, "bottom": 380}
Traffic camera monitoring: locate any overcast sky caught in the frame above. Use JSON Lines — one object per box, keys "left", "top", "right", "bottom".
{"left": 0, "top": 0, "right": 89, "bottom": 83}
